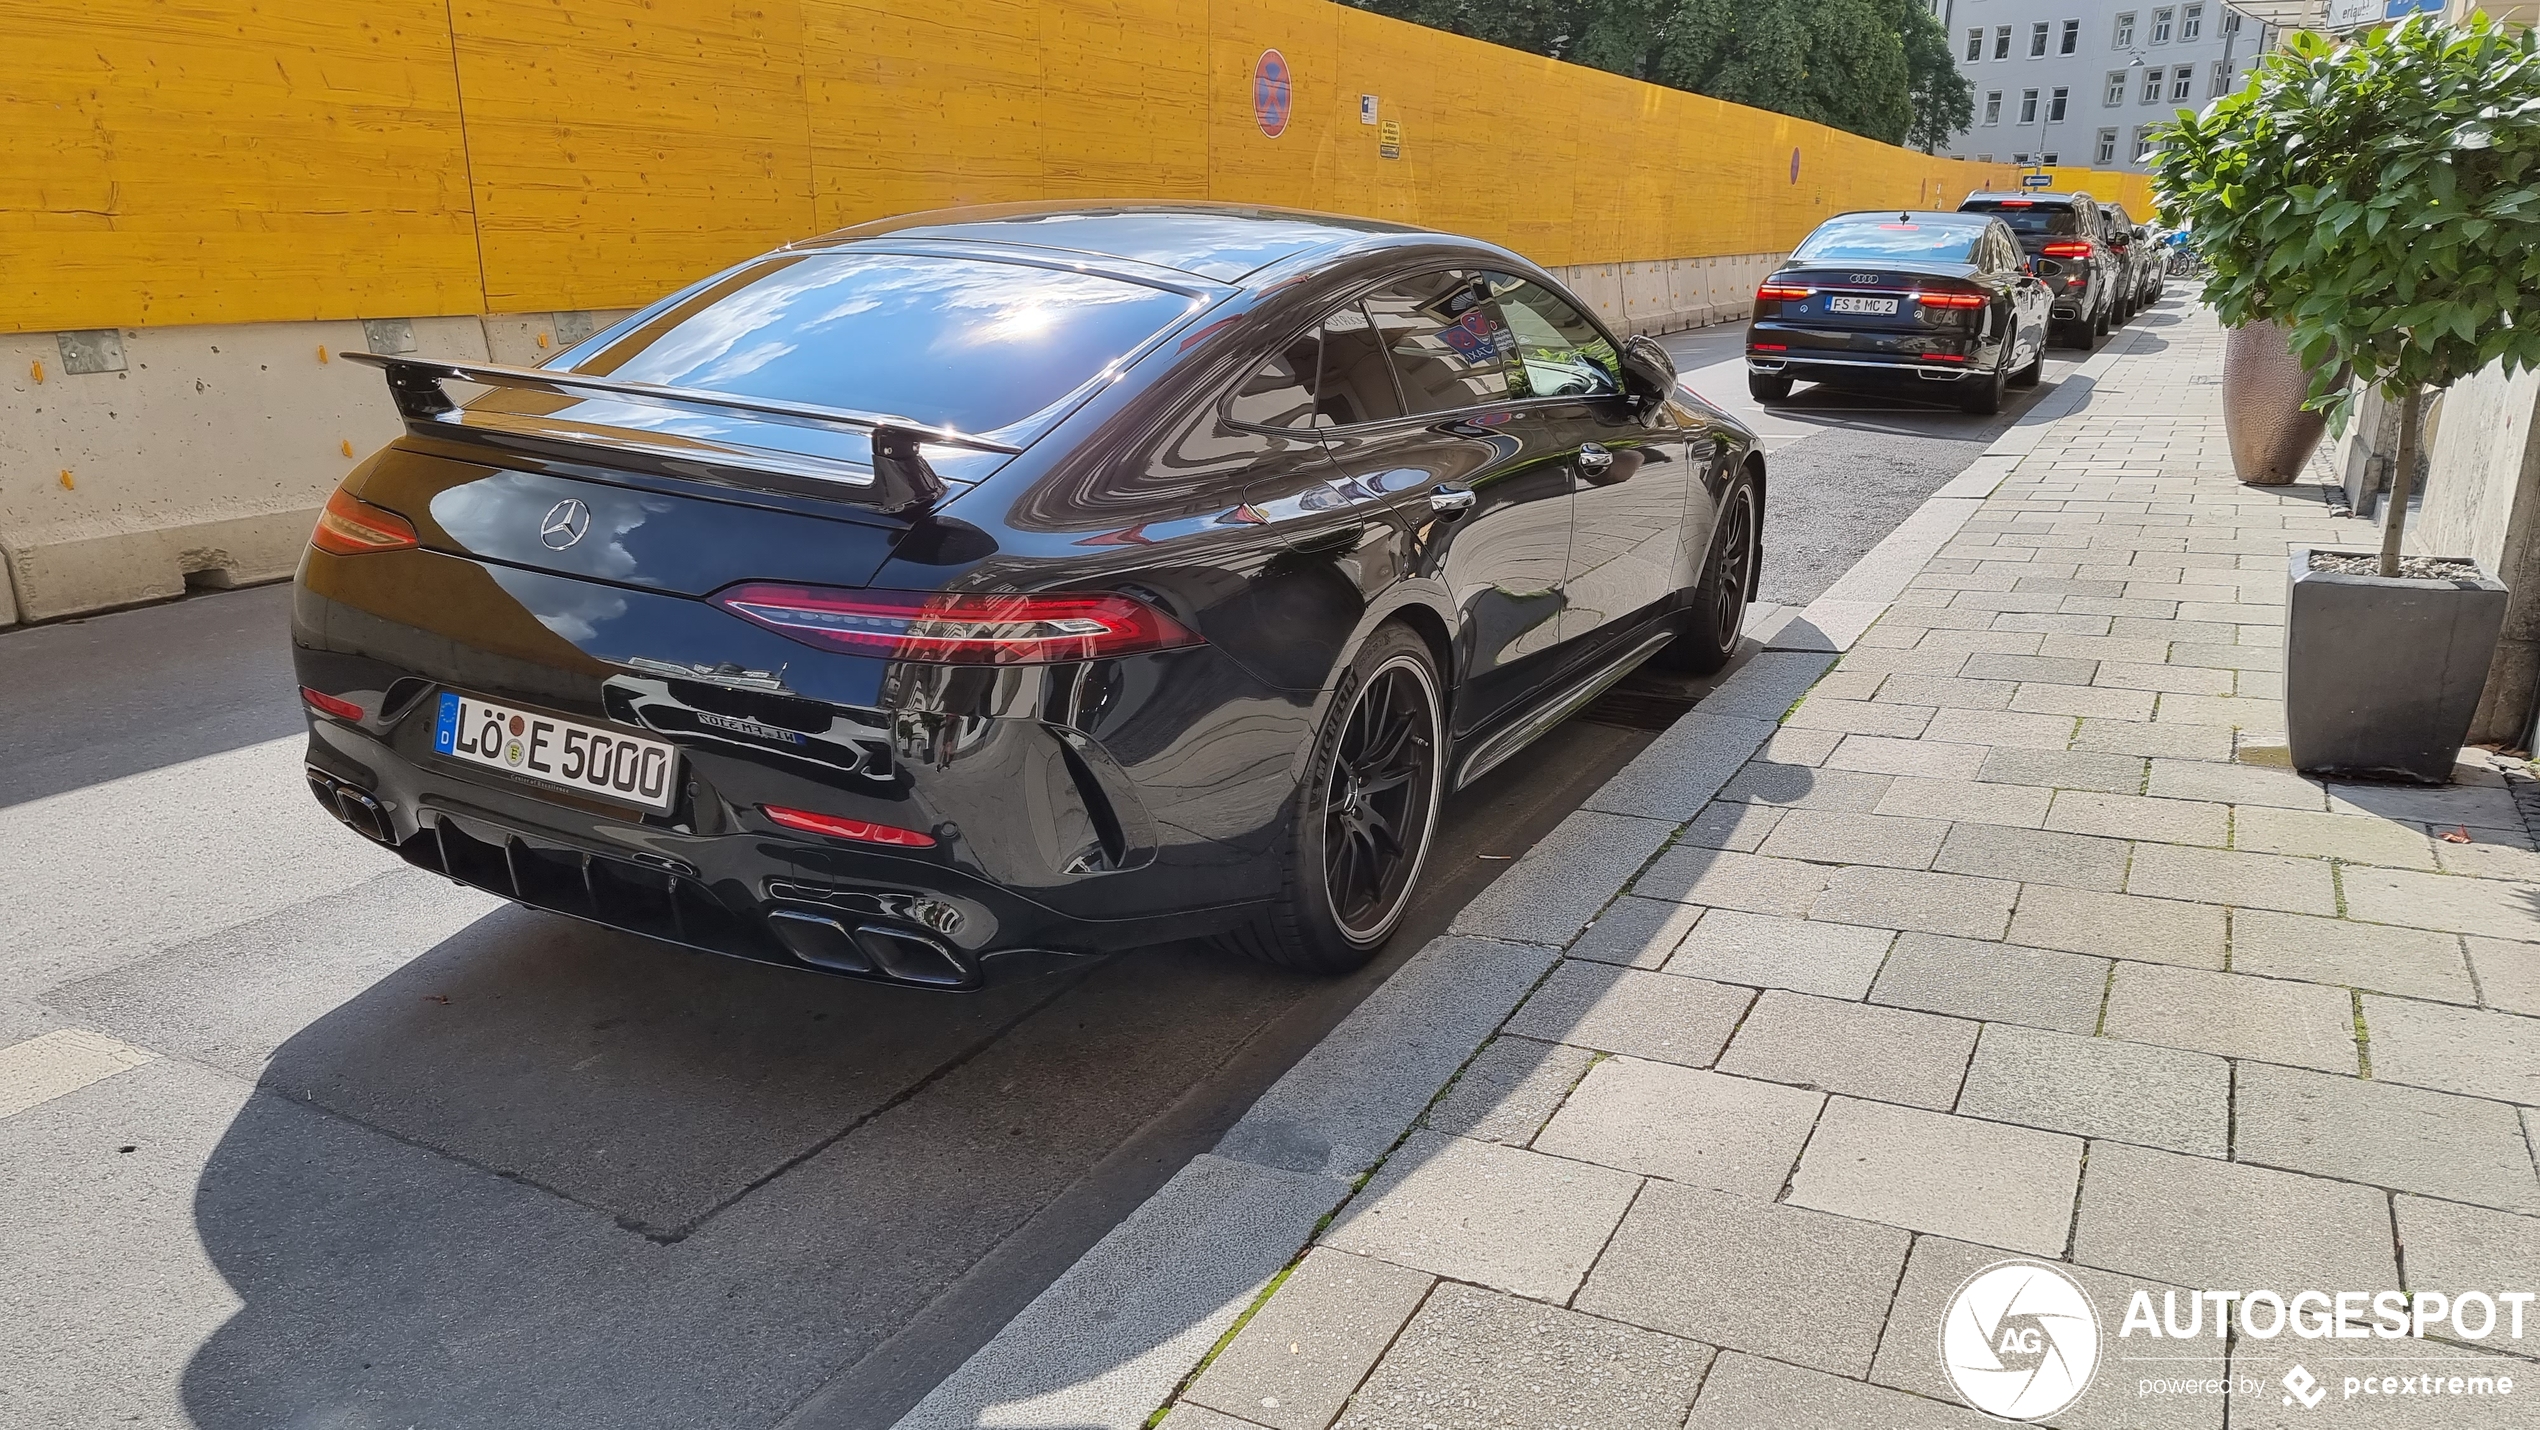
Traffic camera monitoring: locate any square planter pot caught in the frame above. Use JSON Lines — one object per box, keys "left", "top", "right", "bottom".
{"left": 2284, "top": 546, "right": 2508, "bottom": 784}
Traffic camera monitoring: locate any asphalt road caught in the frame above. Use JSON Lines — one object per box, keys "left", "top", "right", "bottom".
{"left": 0, "top": 318, "right": 2095, "bottom": 1430}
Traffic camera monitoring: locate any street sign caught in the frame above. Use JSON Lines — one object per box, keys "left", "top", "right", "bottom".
{"left": 2022, "top": 173, "right": 2054, "bottom": 188}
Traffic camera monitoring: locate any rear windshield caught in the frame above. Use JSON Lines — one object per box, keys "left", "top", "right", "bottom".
{"left": 1792, "top": 221, "right": 1982, "bottom": 262}
{"left": 1961, "top": 203, "right": 2083, "bottom": 236}
{"left": 574, "top": 252, "right": 1201, "bottom": 433}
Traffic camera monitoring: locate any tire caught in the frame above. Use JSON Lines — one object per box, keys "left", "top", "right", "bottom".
{"left": 1959, "top": 345, "right": 2009, "bottom": 415}
{"left": 2094, "top": 301, "right": 2113, "bottom": 338}
{"left": 1748, "top": 372, "right": 1793, "bottom": 403}
{"left": 1655, "top": 471, "right": 1759, "bottom": 676}
{"left": 1221, "top": 625, "right": 1445, "bottom": 973}
{"left": 2008, "top": 337, "right": 2044, "bottom": 388}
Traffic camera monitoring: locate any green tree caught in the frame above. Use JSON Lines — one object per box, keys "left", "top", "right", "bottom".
{"left": 1893, "top": 0, "right": 1974, "bottom": 152}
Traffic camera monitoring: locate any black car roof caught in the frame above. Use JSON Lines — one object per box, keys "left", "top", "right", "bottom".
{"left": 1962, "top": 191, "right": 2097, "bottom": 206}
{"left": 794, "top": 202, "right": 1436, "bottom": 283}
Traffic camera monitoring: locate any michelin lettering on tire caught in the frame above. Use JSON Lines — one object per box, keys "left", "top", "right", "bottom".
{"left": 1941, "top": 1261, "right": 2102, "bottom": 1421}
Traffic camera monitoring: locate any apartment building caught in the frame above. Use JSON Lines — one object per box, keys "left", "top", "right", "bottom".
{"left": 1932, "top": 0, "right": 2273, "bottom": 172}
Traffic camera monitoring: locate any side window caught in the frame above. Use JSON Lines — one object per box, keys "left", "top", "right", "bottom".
{"left": 1483, "top": 275, "right": 1622, "bottom": 400}
{"left": 1362, "top": 272, "right": 1515, "bottom": 415}
{"left": 1227, "top": 326, "right": 1324, "bottom": 429}
{"left": 1313, "top": 301, "right": 1406, "bottom": 426}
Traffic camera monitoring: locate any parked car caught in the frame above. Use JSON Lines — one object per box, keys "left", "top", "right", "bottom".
{"left": 296, "top": 203, "right": 1766, "bottom": 988}
{"left": 1958, "top": 190, "right": 2118, "bottom": 348}
{"left": 1744, "top": 209, "right": 2051, "bottom": 414}
{"left": 2100, "top": 202, "right": 2161, "bottom": 321}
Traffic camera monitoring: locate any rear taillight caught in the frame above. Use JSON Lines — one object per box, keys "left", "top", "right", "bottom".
{"left": 310, "top": 487, "right": 419, "bottom": 555}
{"left": 762, "top": 805, "right": 937, "bottom": 847}
{"left": 2042, "top": 241, "right": 2092, "bottom": 258}
{"left": 300, "top": 686, "right": 366, "bottom": 722}
{"left": 712, "top": 584, "right": 1203, "bottom": 665}
{"left": 1914, "top": 291, "right": 1989, "bottom": 309}
{"left": 1756, "top": 284, "right": 1812, "bottom": 301}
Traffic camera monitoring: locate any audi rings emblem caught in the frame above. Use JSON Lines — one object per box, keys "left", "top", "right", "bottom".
{"left": 539, "top": 498, "right": 592, "bottom": 550}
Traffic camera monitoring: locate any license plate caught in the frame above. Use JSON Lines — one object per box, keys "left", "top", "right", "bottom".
{"left": 1828, "top": 295, "right": 1899, "bottom": 315}
{"left": 432, "top": 692, "right": 678, "bottom": 812}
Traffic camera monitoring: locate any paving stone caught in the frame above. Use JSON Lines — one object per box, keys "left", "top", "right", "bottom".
{"left": 2011, "top": 682, "right": 2160, "bottom": 721}
{"left": 2125, "top": 842, "right": 2338, "bottom": 916}
{"left": 1784, "top": 698, "right": 1935, "bottom": 738}
{"left": 1813, "top": 866, "right": 2019, "bottom": 940}
{"left": 1502, "top": 961, "right": 1753, "bottom": 1068}
{"left": 1567, "top": 895, "right": 1703, "bottom": 969}
{"left": 1965, "top": 653, "right": 2102, "bottom": 684}
{"left": 1717, "top": 990, "right": 1978, "bottom": 1109}
{"left": 2143, "top": 759, "right": 2328, "bottom": 810}
{"left": 2045, "top": 790, "right": 2229, "bottom": 846}
{"left": 2391, "top": 1195, "right": 2540, "bottom": 1349}
{"left": 1757, "top": 809, "right": 1949, "bottom": 870}
{"left": 1534, "top": 1057, "right": 1823, "bottom": 1196}
{"left": 2433, "top": 832, "right": 2540, "bottom": 881}
{"left": 1978, "top": 747, "right": 2148, "bottom": 795}
{"left": 1185, "top": 1247, "right": 1435, "bottom": 1430}
{"left": 2072, "top": 1142, "right": 2398, "bottom": 1291}
{"left": 1825, "top": 734, "right": 1990, "bottom": 780}
{"left": 1787, "top": 1097, "right": 2081, "bottom": 1254}
{"left": 2230, "top": 910, "right": 2473, "bottom": 1002}
{"left": 2008, "top": 885, "right": 2228, "bottom": 968}
{"left": 1993, "top": 612, "right": 2113, "bottom": 635}
{"left": 1699, "top": 650, "right": 1847, "bottom": 722}
{"left": 2091, "top": 659, "right": 2237, "bottom": 696}
{"left": 1871, "top": 1237, "right": 2225, "bottom": 1430}
{"left": 1810, "top": 670, "right": 1886, "bottom": 702}
{"left": 1934, "top": 823, "right": 2131, "bottom": 892}
{"left": 2039, "top": 634, "right": 2174, "bottom": 664}
{"left": 2328, "top": 781, "right": 2527, "bottom": 830}
{"left": 1957, "top": 1023, "right": 2227, "bottom": 1155}
{"left": 1876, "top": 674, "right": 2017, "bottom": 710}
{"left": 1322, "top": 1131, "right": 1641, "bottom": 1303}
{"left": 1756, "top": 727, "right": 1844, "bottom": 766}
{"left": 1689, "top": 1352, "right": 1999, "bottom": 1430}
{"left": 1665, "top": 909, "right": 1894, "bottom": 999}
{"left": 2153, "top": 694, "right": 2287, "bottom": 733}
{"left": 1160, "top": 1403, "right": 1263, "bottom": 1430}
{"left": 1926, "top": 707, "right": 2081, "bottom": 750}
{"left": 1420, "top": 1036, "right": 1598, "bottom": 1146}
{"left": 2343, "top": 866, "right": 2540, "bottom": 942}
{"left": 2171, "top": 643, "right": 2284, "bottom": 671}
{"left": 1333, "top": 1282, "right": 1714, "bottom": 1430}
{"left": 2467, "top": 936, "right": 2540, "bottom": 1017}
{"left": 1451, "top": 810, "right": 1676, "bottom": 945}
{"left": 1582, "top": 711, "right": 1781, "bottom": 823}
{"left": 2361, "top": 995, "right": 2540, "bottom": 1105}
{"left": 1677, "top": 802, "right": 1787, "bottom": 854}
{"left": 1635, "top": 847, "right": 1831, "bottom": 917}
{"left": 1574, "top": 1182, "right": 1910, "bottom": 1377}
{"left": 2070, "top": 719, "right": 2237, "bottom": 760}
{"left": 2102, "top": 964, "right": 2359, "bottom": 1072}
{"left": 2232, "top": 806, "right": 2436, "bottom": 869}
{"left": 1715, "top": 762, "right": 1894, "bottom": 811}
{"left": 2234, "top": 1063, "right": 2540, "bottom": 1214}
{"left": 1874, "top": 776, "right": 2053, "bottom": 828}
{"left": 1871, "top": 932, "right": 2110, "bottom": 1034}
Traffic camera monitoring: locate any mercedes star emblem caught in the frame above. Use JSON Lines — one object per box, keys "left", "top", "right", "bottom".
{"left": 539, "top": 498, "right": 592, "bottom": 550}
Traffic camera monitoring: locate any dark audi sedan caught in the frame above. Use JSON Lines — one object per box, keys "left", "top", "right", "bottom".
{"left": 297, "top": 203, "right": 1765, "bottom": 989}
{"left": 1745, "top": 209, "right": 2050, "bottom": 414}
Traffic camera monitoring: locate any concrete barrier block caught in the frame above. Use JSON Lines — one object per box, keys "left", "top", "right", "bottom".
{"left": 1568, "top": 264, "right": 1627, "bottom": 334}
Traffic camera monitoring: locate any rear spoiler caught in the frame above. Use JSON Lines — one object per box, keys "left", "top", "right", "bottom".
{"left": 340, "top": 352, "right": 1021, "bottom": 515}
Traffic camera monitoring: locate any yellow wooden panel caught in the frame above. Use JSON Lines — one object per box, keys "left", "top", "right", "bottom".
{"left": 451, "top": 0, "right": 817, "bottom": 313}
{"left": 0, "top": 0, "right": 481, "bottom": 332}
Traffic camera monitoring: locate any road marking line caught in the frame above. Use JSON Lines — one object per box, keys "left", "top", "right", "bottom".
{"left": 0, "top": 1028, "right": 158, "bottom": 1121}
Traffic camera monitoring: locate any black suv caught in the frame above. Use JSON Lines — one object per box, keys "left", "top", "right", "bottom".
{"left": 1959, "top": 191, "right": 2117, "bottom": 348}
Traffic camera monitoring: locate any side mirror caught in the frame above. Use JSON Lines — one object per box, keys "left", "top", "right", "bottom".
{"left": 1621, "top": 333, "right": 1677, "bottom": 410}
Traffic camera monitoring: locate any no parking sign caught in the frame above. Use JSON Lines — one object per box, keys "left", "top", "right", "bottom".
{"left": 1254, "top": 50, "right": 1292, "bottom": 137}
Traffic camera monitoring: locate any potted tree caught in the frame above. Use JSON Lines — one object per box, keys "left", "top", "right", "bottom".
{"left": 2156, "top": 15, "right": 2540, "bottom": 782}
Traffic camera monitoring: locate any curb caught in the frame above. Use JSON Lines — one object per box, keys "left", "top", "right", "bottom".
{"left": 886, "top": 317, "right": 2163, "bottom": 1430}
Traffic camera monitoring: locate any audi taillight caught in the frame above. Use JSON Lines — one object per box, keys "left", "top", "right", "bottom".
{"left": 712, "top": 584, "right": 1202, "bottom": 665}
{"left": 1756, "top": 284, "right": 1812, "bottom": 301}
{"left": 762, "top": 805, "right": 937, "bottom": 847}
{"left": 310, "top": 487, "right": 418, "bottom": 555}
{"left": 2042, "top": 241, "right": 2092, "bottom": 258}
{"left": 1914, "top": 291, "right": 1989, "bottom": 309}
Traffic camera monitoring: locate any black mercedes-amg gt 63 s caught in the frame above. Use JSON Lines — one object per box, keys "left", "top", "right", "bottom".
{"left": 295, "top": 203, "right": 1765, "bottom": 989}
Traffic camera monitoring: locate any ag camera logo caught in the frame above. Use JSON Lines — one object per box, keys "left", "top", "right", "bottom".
{"left": 1941, "top": 1261, "right": 2103, "bottom": 1420}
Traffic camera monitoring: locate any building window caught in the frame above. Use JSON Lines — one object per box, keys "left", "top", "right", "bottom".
{"left": 2014, "top": 151, "right": 2033, "bottom": 164}
{"left": 1967, "top": 27, "right": 1985, "bottom": 60}
{"left": 2031, "top": 21, "right": 2051, "bottom": 55}
{"left": 2170, "top": 67, "right": 2193, "bottom": 101}
{"left": 2181, "top": 3, "right": 2204, "bottom": 39}
{"left": 2043, "top": 151, "right": 2060, "bottom": 164}
{"left": 2152, "top": 6, "right": 2174, "bottom": 42}
{"left": 1996, "top": 25, "right": 2014, "bottom": 58}
{"left": 2106, "top": 70, "right": 2129, "bottom": 104}
{"left": 2142, "top": 66, "right": 2164, "bottom": 102}
{"left": 2115, "top": 11, "right": 2136, "bottom": 46}
{"left": 1977, "top": 152, "right": 1994, "bottom": 161}
{"left": 2133, "top": 125, "right": 2156, "bottom": 160}
{"left": 2061, "top": 19, "right": 2082, "bottom": 53}
{"left": 2020, "top": 88, "right": 2041, "bottom": 123}
{"left": 2095, "top": 127, "right": 2119, "bottom": 163}
{"left": 2210, "top": 60, "right": 2234, "bottom": 96}
{"left": 2049, "top": 86, "right": 2070, "bottom": 121}
{"left": 2224, "top": 10, "right": 2242, "bottom": 32}
{"left": 1985, "top": 91, "right": 2004, "bottom": 124}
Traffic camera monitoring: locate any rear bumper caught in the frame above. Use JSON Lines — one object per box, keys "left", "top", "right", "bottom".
{"left": 1746, "top": 353, "right": 1979, "bottom": 383}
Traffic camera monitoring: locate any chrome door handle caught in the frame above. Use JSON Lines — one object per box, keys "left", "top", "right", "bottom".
{"left": 1429, "top": 484, "right": 1476, "bottom": 516}
{"left": 1576, "top": 442, "right": 1614, "bottom": 472}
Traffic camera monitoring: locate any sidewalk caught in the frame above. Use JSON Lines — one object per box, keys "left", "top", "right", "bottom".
{"left": 905, "top": 303, "right": 2540, "bottom": 1430}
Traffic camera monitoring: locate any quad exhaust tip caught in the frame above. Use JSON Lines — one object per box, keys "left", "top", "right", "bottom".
{"left": 306, "top": 767, "right": 396, "bottom": 844}
{"left": 765, "top": 909, "right": 974, "bottom": 988}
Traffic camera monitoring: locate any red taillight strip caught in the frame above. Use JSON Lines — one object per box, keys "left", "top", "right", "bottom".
{"left": 1755, "top": 284, "right": 1812, "bottom": 301}
{"left": 2042, "top": 241, "right": 2092, "bottom": 258}
{"left": 310, "top": 488, "right": 419, "bottom": 555}
{"left": 713, "top": 583, "right": 1203, "bottom": 666}
{"left": 1914, "top": 292, "right": 1990, "bottom": 309}
{"left": 300, "top": 686, "right": 366, "bottom": 722}
{"left": 762, "top": 805, "right": 937, "bottom": 847}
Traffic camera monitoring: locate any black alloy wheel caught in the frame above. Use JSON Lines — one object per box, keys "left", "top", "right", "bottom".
{"left": 2010, "top": 335, "right": 2045, "bottom": 388}
{"left": 1960, "top": 344, "right": 2009, "bottom": 415}
{"left": 1658, "top": 474, "right": 1758, "bottom": 675}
